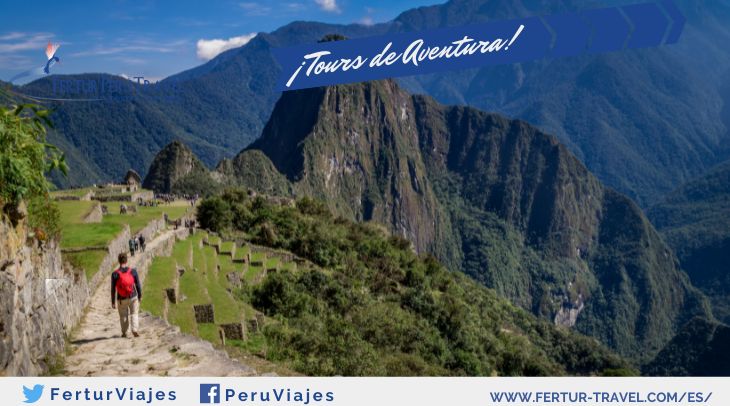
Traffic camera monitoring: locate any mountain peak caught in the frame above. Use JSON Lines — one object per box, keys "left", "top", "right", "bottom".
{"left": 228, "top": 78, "right": 710, "bottom": 362}
{"left": 248, "top": 80, "right": 408, "bottom": 180}
{"left": 143, "top": 140, "right": 209, "bottom": 193}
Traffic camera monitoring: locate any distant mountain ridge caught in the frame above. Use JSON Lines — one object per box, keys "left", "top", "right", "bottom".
{"left": 643, "top": 317, "right": 730, "bottom": 376}
{"left": 648, "top": 160, "right": 730, "bottom": 323}
{"left": 20, "top": 0, "right": 730, "bottom": 207}
{"left": 145, "top": 79, "right": 711, "bottom": 364}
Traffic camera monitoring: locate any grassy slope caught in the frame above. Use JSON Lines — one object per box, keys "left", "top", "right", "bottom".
{"left": 224, "top": 80, "right": 708, "bottom": 364}
{"left": 143, "top": 194, "right": 631, "bottom": 376}
{"left": 56, "top": 194, "right": 191, "bottom": 280}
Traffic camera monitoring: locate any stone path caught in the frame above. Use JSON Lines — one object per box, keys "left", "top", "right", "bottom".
{"left": 64, "top": 228, "right": 256, "bottom": 376}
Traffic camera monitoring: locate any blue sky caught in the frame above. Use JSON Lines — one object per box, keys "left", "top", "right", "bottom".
{"left": 0, "top": 0, "right": 439, "bottom": 83}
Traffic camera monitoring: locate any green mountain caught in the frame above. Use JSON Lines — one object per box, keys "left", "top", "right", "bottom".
{"left": 142, "top": 140, "right": 212, "bottom": 194}
{"left": 17, "top": 73, "right": 234, "bottom": 187}
{"left": 394, "top": 0, "right": 730, "bottom": 206}
{"left": 643, "top": 317, "right": 730, "bottom": 376}
{"left": 648, "top": 161, "right": 730, "bottom": 323}
{"left": 17, "top": 0, "right": 730, "bottom": 206}
{"left": 196, "top": 191, "right": 632, "bottom": 376}
{"left": 152, "top": 79, "right": 711, "bottom": 364}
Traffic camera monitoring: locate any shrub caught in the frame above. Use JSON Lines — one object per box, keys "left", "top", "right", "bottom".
{"left": 27, "top": 193, "right": 61, "bottom": 239}
{"left": 0, "top": 99, "right": 66, "bottom": 206}
{"left": 196, "top": 196, "right": 231, "bottom": 231}
{"left": 0, "top": 90, "right": 66, "bottom": 234}
{"left": 207, "top": 190, "right": 630, "bottom": 376}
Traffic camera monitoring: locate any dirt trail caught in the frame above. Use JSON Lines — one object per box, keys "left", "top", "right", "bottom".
{"left": 64, "top": 228, "right": 256, "bottom": 376}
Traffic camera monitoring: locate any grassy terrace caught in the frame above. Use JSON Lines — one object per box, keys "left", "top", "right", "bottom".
{"left": 233, "top": 244, "right": 249, "bottom": 261}
{"left": 142, "top": 232, "right": 299, "bottom": 371}
{"left": 56, "top": 192, "right": 192, "bottom": 280}
{"left": 220, "top": 241, "right": 234, "bottom": 253}
{"left": 50, "top": 187, "right": 95, "bottom": 198}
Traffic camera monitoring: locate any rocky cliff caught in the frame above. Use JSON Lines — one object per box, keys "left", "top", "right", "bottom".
{"left": 245, "top": 81, "right": 457, "bottom": 261}
{"left": 409, "top": 91, "right": 710, "bottom": 359}
{"left": 0, "top": 204, "right": 89, "bottom": 375}
{"left": 150, "top": 80, "right": 710, "bottom": 364}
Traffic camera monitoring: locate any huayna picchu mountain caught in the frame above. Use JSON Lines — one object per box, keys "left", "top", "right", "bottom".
{"left": 22, "top": 1, "right": 730, "bottom": 206}
{"left": 147, "top": 79, "right": 710, "bottom": 364}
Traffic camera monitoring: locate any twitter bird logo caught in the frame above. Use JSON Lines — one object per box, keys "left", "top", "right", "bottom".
{"left": 22, "top": 384, "right": 44, "bottom": 403}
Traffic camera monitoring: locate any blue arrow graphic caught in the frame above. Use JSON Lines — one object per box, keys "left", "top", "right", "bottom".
{"left": 660, "top": 0, "right": 686, "bottom": 44}
{"left": 273, "top": 1, "right": 686, "bottom": 91}
{"left": 581, "top": 7, "right": 631, "bottom": 54}
{"left": 542, "top": 12, "right": 591, "bottom": 58}
{"left": 622, "top": 3, "right": 669, "bottom": 49}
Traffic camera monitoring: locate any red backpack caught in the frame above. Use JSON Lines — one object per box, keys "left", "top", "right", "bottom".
{"left": 115, "top": 267, "right": 136, "bottom": 298}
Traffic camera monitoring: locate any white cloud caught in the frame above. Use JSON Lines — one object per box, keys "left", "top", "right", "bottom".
{"left": 0, "top": 32, "right": 54, "bottom": 53}
{"left": 239, "top": 2, "right": 271, "bottom": 16}
{"left": 71, "top": 39, "right": 187, "bottom": 57}
{"left": 315, "top": 0, "right": 340, "bottom": 13}
{"left": 359, "top": 16, "right": 374, "bottom": 26}
{"left": 0, "top": 32, "right": 26, "bottom": 41}
{"left": 286, "top": 2, "right": 305, "bottom": 11}
{"left": 196, "top": 33, "right": 257, "bottom": 60}
{"left": 112, "top": 56, "right": 147, "bottom": 65}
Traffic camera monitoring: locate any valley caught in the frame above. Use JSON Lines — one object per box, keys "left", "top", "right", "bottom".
{"left": 16, "top": 0, "right": 730, "bottom": 207}
{"left": 143, "top": 78, "right": 714, "bottom": 367}
{"left": 3, "top": 0, "right": 730, "bottom": 378}
{"left": 143, "top": 191, "right": 631, "bottom": 376}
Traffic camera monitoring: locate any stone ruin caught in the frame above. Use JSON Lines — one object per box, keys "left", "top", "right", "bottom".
{"left": 193, "top": 304, "right": 215, "bottom": 323}
{"left": 246, "top": 319, "right": 259, "bottom": 333}
{"left": 247, "top": 313, "right": 266, "bottom": 333}
{"left": 165, "top": 288, "right": 177, "bottom": 304}
{"left": 226, "top": 272, "right": 242, "bottom": 288}
{"left": 220, "top": 322, "right": 245, "bottom": 340}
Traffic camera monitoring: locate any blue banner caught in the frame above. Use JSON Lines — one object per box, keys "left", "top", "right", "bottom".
{"left": 273, "top": 1, "right": 684, "bottom": 91}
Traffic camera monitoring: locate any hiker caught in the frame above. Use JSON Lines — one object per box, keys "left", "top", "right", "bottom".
{"left": 138, "top": 234, "right": 146, "bottom": 252}
{"left": 111, "top": 253, "right": 142, "bottom": 338}
{"left": 128, "top": 238, "right": 136, "bottom": 257}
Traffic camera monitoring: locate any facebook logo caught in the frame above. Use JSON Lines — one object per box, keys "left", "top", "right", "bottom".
{"left": 200, "top": 384, "right": 220, "bottom": 404}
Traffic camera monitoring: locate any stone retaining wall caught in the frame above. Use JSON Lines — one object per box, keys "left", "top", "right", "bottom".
{"left": 137, "top": 215, "right": 165, "bottom": 242}
{"left": 131, "top": 190, "right": 154, "bottom": 202}
{"left": 92, "top": 195, "right": 133, "bottom": 202}
{"left": 134, "top": 228, "right": 189, "bottom": 285}
{"left": 0, "top": 212, "right": 89, "bottom": 375}
{"left": 53, "top": 192, "right": 93, "bottom": 202}
{"left": 88, "top": 225, "right": 131, "bottom": 291}
{"left": 82, "top": 203, "right": 103, "bottom": 223}
{"left": 0, "top": 203, "right": 191, "bottom": 376}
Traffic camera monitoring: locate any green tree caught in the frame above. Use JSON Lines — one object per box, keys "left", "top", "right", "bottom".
{"left": 0, "top": 88, "right": 66, "bottom": 235}
{"left": 1, "top": 98, "right": 66, "bottom": 201}
{"left": 196, "top": 196, "right": 232, "bottom": 231}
